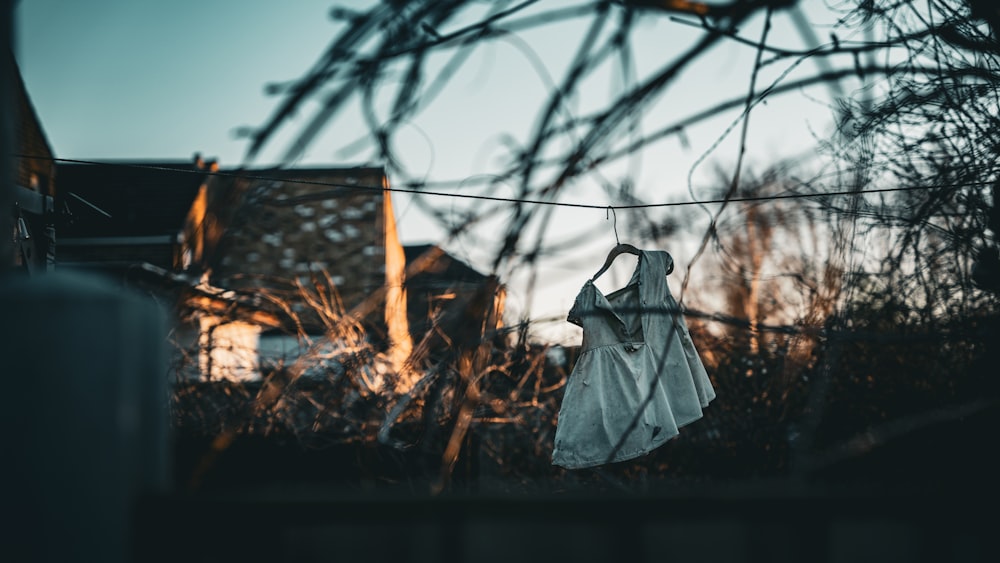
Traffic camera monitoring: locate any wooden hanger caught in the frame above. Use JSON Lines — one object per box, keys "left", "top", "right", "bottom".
{"left": 591, "top": 242, "right": 640, "bottom": 281}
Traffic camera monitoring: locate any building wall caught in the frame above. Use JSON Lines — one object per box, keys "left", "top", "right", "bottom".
{"left": 209, "top": 169, "right": 387, "bottom": 312}
{"left": 182, "top": 167, "right": 502, "bottom": 383}
{"left": 10, "top": 50, "right": 56, "bottom": 273}
{"left": 183, "top": 167, "right": 402, "bottom": 382}
{"left": 12, "top": 52, "right": 55, "bottom": 197}
{"left": 198, "top": 317, "right": 261, "bottom": 382}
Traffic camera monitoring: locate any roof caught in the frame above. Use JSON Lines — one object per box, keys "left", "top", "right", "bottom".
{"left": 56, "top": 160, "right": 210, "bottom": 238}
{"left": 228, "top": 165, "right": 386, "bottom": 181}
{"left": 403, "top": 244, "right": 491, "bottom": 288}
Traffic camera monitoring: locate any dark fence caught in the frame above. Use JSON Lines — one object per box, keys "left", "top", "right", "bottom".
{"left": 132, "top": 485, "right": 995, "bottom": 563}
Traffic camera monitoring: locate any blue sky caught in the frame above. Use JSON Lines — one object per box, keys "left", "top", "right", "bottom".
{"left": 16, "top": 1, "right": 337, "bottom": 161}
{"left": 15, "top": 1, "right": 858, "bottom": 343}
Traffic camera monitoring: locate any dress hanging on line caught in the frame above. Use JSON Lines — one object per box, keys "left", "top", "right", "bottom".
{"left": 551, "top": 249, "right": 715, "bottom": 469}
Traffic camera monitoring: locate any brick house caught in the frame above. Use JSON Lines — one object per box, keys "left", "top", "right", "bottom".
{"left": 9, "top": 49, "right": 57, "bottom": 274}
{"left": 173, "top": 166, "right": 403, "bottom": 382}
{"left": 53, "top": 158, "right": 505, "bottom": 384}
{"left": 191, "top": 167, "right": 390, "bottom": 309}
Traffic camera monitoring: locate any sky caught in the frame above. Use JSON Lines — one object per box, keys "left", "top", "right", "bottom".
{"left": 15, "top": 0, "right": 860, "bottom": 344}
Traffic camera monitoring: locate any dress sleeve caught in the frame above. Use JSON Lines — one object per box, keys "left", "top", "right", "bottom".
{"left": 567, "top": 291, "right": 585, "bottom": 327}
{"left": 646, "top": 250, "right": 674, "bottom": 277}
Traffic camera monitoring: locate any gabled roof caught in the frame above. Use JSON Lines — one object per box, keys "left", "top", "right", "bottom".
{"left": 56, "top": 160, "right": 210, "bottom": 239}
{"left": 403, "top": 244, "right": 491, "bottom": 289}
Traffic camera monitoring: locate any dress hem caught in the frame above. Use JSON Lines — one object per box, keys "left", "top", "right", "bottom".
{"left": 551, "top": 409, "right": 708, "bottom": 470}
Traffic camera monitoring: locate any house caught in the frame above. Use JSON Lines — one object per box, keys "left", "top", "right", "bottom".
{"left": 9, "top": 49, "right": 57, "bottom": 275}
{"left": 190, "top": 167, "right": 390, "bottom": 305}
{"left": 157, "top": 165, "right": 505, "bottom": 385}
{"left": 54, "top": 157, "right": 217, "bottom": 277}
{"left": 403, "top": 243, "right": 505, "bottom": 351}
{"left": 163, "top": 165, "right": 401, "bottom": 383}
{"left": 52, "top": 160, "right": 507, "bottom": 385}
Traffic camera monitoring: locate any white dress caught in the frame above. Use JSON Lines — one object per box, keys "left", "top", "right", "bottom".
{"left": 551, "top": 249, "right": 715, "bottom": 469}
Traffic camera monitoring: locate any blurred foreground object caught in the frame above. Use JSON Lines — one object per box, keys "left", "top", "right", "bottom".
{"left": 1, "top": 271, "right": 171, "bottom": 563}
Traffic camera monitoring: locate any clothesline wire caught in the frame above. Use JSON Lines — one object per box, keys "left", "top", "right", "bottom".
{"left": 32, "top": 152, "right": 988, "bottom": 344}
{"left": 25, "top": 155, "right": 994, "bottom": 341}
{"left": 17, "top": 155, "right": 994, "bottom": 211}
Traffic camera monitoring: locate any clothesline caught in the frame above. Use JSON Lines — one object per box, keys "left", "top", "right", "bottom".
{"left": 27, "top": 152, "right": 986, "bottom": 348}
{"left": 16, "top": 155, "right": 994, "bottom": 211}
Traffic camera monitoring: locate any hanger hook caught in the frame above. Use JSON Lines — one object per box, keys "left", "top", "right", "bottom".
{"left": 607, "top": 206, "right": 620, "bottom": 245}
